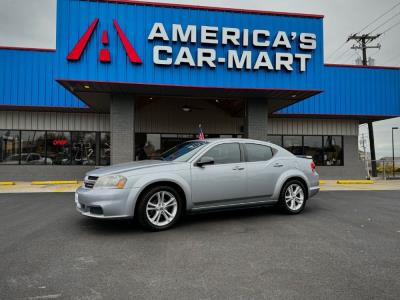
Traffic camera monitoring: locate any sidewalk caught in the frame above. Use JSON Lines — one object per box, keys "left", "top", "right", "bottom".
{"left": 0, "top": 180, "right": 399, "bottom": 193}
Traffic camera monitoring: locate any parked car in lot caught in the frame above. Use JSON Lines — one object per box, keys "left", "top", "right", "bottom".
{"left": 75, "top": 138, "right": 319, "bottom": 231}
{"left": 1, "top": 153, "right": 52, "bottom": 165}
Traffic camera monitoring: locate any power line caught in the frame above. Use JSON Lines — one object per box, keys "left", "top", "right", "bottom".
{"left": 357, "top": 1, "right": 400, "bottom": 34}
{"left": 333, "top": 48, "right": 353, "bottom": 62}
{"left": 327, "top": 2, "right": 400, "bottom": 62}
{"left": 382, "top": 19, "right": 400, "bottom": 34}
{"left": 368, "top": 11, "right": 400, "bottom": 34}
{"left": 326, "top": 41, "right": 348, "bottom": 60}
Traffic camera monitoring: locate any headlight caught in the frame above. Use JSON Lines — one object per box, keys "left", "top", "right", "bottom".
{"left": 94, "top": 175, "right": 127, "bottom": 189}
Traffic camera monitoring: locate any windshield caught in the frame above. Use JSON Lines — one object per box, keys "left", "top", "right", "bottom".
{"left": 160, "top": 141, "right": 208, "bottom": 162}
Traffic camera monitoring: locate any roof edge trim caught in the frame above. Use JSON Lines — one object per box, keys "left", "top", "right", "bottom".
{"left": 90, "top": 0, "right": 324, "bottom": 19}
{"left": 325, "top": 63, "right": 400, "bottom": 70}
{"left": 0, "top": 46, "right": 56, "bottom": 52}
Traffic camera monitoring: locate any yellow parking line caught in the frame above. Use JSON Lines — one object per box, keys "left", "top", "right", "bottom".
{"left": 0, "top": 182, "right": 16, "bottom": 185}
{"left": 337, "top": 180, "right": 374, "bottom": 184}
{"left": 31, "top": 181, "right": 79, "bottom": 185}
{"left": 53, "top": 184, "right": 81, "bottom": 192}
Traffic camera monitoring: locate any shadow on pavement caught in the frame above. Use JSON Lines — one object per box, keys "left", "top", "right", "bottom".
{"left": 75, "top": 201, "right": 322, "bottom": 234}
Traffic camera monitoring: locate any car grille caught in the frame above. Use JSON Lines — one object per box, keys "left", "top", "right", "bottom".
{"left": 84, "top": 176, "right": 98, "bottom": 189}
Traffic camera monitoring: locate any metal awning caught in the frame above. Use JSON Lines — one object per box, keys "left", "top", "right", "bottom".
{"left": 57, "top": 79, "right": 322, "bottom": 113}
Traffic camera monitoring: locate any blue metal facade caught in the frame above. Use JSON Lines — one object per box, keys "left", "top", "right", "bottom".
{"left": 279, "top": 65, "right": 400, "bottom": 116}
{"left": 0, "top": 49, "right": 83, "bottom": 108}
{"left": 0, "top": 0, "right": 399, "bottom": 117}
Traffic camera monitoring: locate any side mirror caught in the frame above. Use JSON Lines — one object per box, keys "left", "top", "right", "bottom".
{"left": 196, "top": 156, "right": 215, "bottom": 167}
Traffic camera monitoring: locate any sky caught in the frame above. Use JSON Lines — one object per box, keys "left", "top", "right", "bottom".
{"left": 0, "top": 0, "right": 399, "bottom": 158}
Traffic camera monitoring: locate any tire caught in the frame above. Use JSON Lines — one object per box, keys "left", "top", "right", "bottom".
{"left": 278, "top": 180, "right": 307, "bottom": 214}
{"left": 136, "top": 185, "right": 182, "bottom": 231}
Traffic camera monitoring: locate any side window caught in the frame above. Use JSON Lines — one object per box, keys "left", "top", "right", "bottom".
{"left": 203, "top": 143, "right": 241, "bottom": 165}
{"left": 245, "top": 143, "right": 273, "bottom": 162}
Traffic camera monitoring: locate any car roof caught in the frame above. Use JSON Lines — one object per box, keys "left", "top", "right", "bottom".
{"left": 193, "top": 138, "right": 275, "bottom": 144}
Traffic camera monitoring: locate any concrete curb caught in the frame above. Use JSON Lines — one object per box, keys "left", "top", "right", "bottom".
{"left": 336, "top": 180, "right": 374, "bottom": 184}
{"left": 31, "top": 181, "right": 79, "bottom": 185}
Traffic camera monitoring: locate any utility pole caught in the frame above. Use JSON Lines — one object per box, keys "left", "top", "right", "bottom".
{"left": 348, "top": 34, "right": 381, "bottom": 177}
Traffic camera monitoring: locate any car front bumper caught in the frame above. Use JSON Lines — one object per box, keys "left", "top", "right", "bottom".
{"left": 75, "top": 186, "right": 138, "bottom": 219}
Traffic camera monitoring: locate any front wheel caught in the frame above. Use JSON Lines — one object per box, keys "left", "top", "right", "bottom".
{"left": 278, "top": 180, "right": 307, "bottom": 214}
{"left": 136, "top": 186, "right": 182, "bottom": 231}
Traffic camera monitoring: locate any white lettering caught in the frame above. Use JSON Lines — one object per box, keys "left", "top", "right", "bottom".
{"left": 222, "top": 27, "right": 240, "bottom": 46}
{"left": 153, "top": 46, "right": 172, "bottom": 65}
{"left": 201, "top": 26, "right": 218, "bottom": 44}
{"left": 276, "top": 53, "right": 293, "bottom": 71}
{"left": 295, "top": 53, "right": 312, "bottom": 72}
{"left": 175, "top": 47, "right": 196, "bottom": 66}
{"left": 254, "top": 52, "right": 273, "bottom": 70}
{"left": 299, "top": 33, "right": 316, "bottom": 50}
{"left": 227, "top": 50, "right": 252, "bottom": 70}
{"left": 242, "top": 29, "right": 249, "bottom": 47}
{"left": 253, "top": 30, "right": 270, "bottom": 47}
{"left": 148, "top": 23, "right": 169, "bottom": 41}
{"left": 272, "top": 31, "right": 291, "bottom": 48}
{"left": 197, "top": 48, "right": 216, "bottom": 68}
{"left": 172, "top": 24, "right": 196, "bottom": 43}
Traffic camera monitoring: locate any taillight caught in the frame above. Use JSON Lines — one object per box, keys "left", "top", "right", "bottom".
{"left": 310, "top": 161, "right": 316, "bottom": 172}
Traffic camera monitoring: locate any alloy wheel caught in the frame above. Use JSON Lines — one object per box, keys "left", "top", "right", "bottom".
{"left": 145, "top": 191, "right": 178, "bottom": 227}
{"left": 285, "top": 183, "right": 305, "bottom": 211}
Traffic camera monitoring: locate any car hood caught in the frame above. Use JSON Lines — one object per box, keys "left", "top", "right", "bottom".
{"left": 86, "top": 160, "right": 186, "bottom": 177}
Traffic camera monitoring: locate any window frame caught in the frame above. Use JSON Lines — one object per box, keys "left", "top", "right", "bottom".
{"left": 242, "top": 143, "right": 274, "bottom": 163}
{"left": 196, "top": 142, "right": 244, "bottom": 166}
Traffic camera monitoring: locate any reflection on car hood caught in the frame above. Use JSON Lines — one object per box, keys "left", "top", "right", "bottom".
{"left": 86, "top": 160, "right": 180, "bottom": 177}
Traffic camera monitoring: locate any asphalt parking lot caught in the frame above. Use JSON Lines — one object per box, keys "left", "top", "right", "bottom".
{"left": 0, "top": 191, "right": 399, "bottom": 300}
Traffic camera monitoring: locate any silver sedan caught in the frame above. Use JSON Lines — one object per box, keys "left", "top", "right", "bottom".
{"left": 75, "top": 138, "right": 319, "bottom": 231}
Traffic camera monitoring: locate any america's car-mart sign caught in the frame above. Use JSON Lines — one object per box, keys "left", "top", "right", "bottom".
{"left": 68, "top": 19, "right": 317, "bottom": 72}
{"left": 148, "top": 23, "right": 317, "bottom": 72}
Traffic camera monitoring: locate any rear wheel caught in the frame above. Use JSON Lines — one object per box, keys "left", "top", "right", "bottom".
{"left": 278, "top": 180, "right": 307, "bottom": 214}
{"left": 136, "top": 186, "right": 182, "bottom": 231}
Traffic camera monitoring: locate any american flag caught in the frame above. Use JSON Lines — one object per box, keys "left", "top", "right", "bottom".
{"left": 198, "top": 124, "right": 205, "bottom": 140}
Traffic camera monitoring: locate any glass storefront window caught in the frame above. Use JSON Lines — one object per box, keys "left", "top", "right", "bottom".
{"left": 100, "top": 133, "right": 110, "bottom": 165}
{"left": 0, "top": 130, "right": 346, "bottom": 167}
{"left": 304, "top": 136, "right": 323, "bottom": 165}
{"left": 0, "top": 130, "right": 20, "bottom": 164}
{"left": 324, "top": 136, "right": 343, "bottom": 166}
{"left": 20, "top": 131, "right": 46, "bottom": 165}
{"left": 46, "top": 132, "right": 71, "bottom": 165}
{"left": 268, "top": 135, "right": 283, "bottom": 146}
{"left": 283, "top": 136, "right": 303, "bottom": 155}
{"left": 71, "top": 132, "right": 96, "bottom": 165}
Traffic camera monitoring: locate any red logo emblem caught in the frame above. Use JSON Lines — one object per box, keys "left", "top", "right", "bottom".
{"left": 67, "top": 18, "right": 142, "bottom": 64}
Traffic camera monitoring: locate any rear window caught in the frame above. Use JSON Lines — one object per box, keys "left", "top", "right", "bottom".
{"left": 245, "top": 143, "right": 274, "bottom": 162}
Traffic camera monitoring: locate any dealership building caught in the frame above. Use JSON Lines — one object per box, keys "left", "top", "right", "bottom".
{"left": 0, "top": 0, "right": 399, "bottom": 180}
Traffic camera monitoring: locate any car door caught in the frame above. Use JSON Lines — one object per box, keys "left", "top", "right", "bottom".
{"left": 191, "top": 142, "right": 247, "bottom": 207}
{"left": 244, "top": 143, "right": 281, "bottom": 200}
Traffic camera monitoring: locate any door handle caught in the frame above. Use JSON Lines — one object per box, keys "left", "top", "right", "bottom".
{"left": 273, "top": 163, "right": 284, "bottom": 168}
{"left": 233, "top": 166, "right": 245, "bottom": 171}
